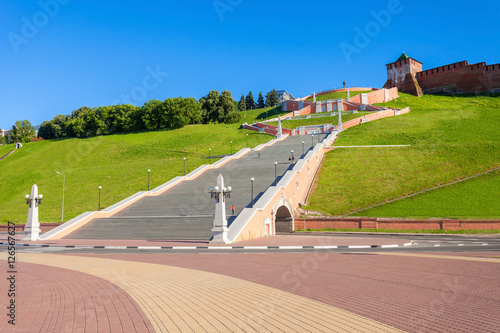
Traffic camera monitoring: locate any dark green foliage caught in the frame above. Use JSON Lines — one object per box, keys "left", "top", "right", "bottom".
{"left": 200, "top": 90, "right": 241, "bottom": 124}
{"left": 265, "top": 88, "right": 279, "bottom": 107}
{"left": 11, "top": 119, "right": 35, "bottom": 143}
{"left": 19, "top": 90, "right": 236, "bottom": 141}
{"left": 246, "top": 91, "right": 255, "bottom": 110}
{"left": 59, "top": 98, "right": 202, "bottom": 138}
{"left": 238, "top": 94, "right": 247, "bottom": 111}
{"left": 257, "top": 92, "right": 265, "bottom": 109}
{"left": 141, "top": 99, "right": 163, "bottom": 130}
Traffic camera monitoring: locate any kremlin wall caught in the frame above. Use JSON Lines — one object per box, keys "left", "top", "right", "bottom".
{"left": 383, "top": 53, "right": 500, "bottom": 96}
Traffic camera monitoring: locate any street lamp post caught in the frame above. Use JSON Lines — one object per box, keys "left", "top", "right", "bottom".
{"left": 209, "top": 148, "right": 211, "bottom": 164}
{"left": 311, "top": 134, "right": 314, "bottom": 147}
{"left": 291, "top": 150, "right": 294, "bottom": 165}
{"left": 183, "top": 157, "right": 186, "bottom": 176}
{"left": 246, "top": 134, "right": 249, "bottom": 148}
{"left": 231, "top": 141, "right": 233, "bottom": 155}
{"left": 250, "top": 177, "right": 254, "bottom": 208}
{"left": 56, "top": 172, "right": 65, "bottom": 222}
{"left": 98, "top": 186, "right": 102, "bottom": 211}
{"left": 274, "top": 162, "right": 278, "bottom": 185}
{"left": 148, "top": 169, "right": 151, "bottom": 191}
{"left": 302, "top": 141, "right": 305, "bottom": 156}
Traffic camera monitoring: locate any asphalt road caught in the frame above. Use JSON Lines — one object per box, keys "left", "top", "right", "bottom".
{"left": 2, "top": 232, "right": 500, "bottom": 254}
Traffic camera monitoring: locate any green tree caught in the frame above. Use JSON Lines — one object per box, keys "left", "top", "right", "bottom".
{"left": 238, "top": 94, "right": 246, "bottom": 111}
{"left": 200, "top": 90, "right": 223, "bottom": 123}
{"left": 257, "top": 92, "right": 265, "bottom": 109}
{"left": 246, "top": 91, "right": 255, "bottom": 110}
{"left": 178, "top": 97, "right": 202, "bottom": 125}
{"left": 200, "top": 90, "right": 240, "bottom": 124}
{"left": 11, "top": 120, "right": 35, "bottom": 143}
{"left": 38, "top": 121, "right": 54, "bottom": 139}
{"left": 0, "top": 135, "right": 5, "bottom": 145}
{"left": 70, "top": 106, "right": 91, "bottom": 119}
{"left": 219, "top": 90, "right": 240, "bottom": 123}
{"left": 266, "top": 88, "right": 279, "bottom": 107}
{"left": 141, "top": 99, "right": 163, "bottom": 130}
{"left": 38, "top": 115, "right": 69, "bottom": 140}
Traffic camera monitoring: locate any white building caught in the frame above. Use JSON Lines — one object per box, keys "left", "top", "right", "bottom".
{"left": 277, "top": 90, "right": 295, "bottom": 105}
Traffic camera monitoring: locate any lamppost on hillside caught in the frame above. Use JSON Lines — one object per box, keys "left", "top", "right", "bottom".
{"left": 250, "top": 177, "right": 254, "bottom": 208}
{"left": 148, "top": 169, "right": 151, "bottom": 191}
{"left": 183, "top": 157, "right": 186, "bottom": 176}
{"left": 230, "top": 141, "right": 233, "bottom": 155}
{"left": 246, "top": 134, "right": 249, "bottom": 148}
{"left": 56, "top": 172, "right": 65, "bottom": 222}
{"left": 302, "top": 141, "right": 305, "bottom": 156}
{"left": 311, "top": 134, "right": 314, "bottom": 147}
{"left": 274, "top": 162, "right": 278, "bottom": 185}
{"left": 98, "top": 186, "right": 102, "bottom": 211}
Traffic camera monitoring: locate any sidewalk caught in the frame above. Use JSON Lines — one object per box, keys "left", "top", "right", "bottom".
{"left": 1, "top": 249, "right": 499, "bottom": 332}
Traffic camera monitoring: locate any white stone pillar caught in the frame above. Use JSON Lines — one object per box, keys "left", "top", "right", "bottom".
{"left": 347, "top": 88, "right": 350, "bottom": 101}
{"left": 277, "top": 116, "right": 283, "bottom": 138}
{"left": 211, "top": 175, "right": 229, "bottom": 243}
{"left": 313, "top": 92, "right": 316, "bottom": 103}
{"left": 361, "top": 93, "right": 368, "bottom": 105}
{"left": 338, "top": 108, "right": 343, "bottom": 131}
{"left": 24, "top": 184, "right": 41, "bottom": 241}
{"left": 336, "top": 100, "right": 343, "bottom": 112}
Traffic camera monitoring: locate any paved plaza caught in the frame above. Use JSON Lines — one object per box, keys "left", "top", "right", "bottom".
{"left": 1, "top": 245, "right": 499, "bottom": 332}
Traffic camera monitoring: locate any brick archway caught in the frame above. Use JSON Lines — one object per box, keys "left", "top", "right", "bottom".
{"left": 273, "top": 197, "right": 294, "bottom": 233}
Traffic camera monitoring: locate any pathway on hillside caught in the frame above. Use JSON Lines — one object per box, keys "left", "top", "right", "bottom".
{"left": 65, "top": 135, "right": 327, "bottom": 240}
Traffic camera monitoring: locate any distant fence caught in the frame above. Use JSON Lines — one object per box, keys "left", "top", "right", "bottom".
{"left": 295, "top": 218, "right": 500, "bottom": 231}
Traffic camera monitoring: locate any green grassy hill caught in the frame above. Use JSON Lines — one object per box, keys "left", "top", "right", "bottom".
{"left": 306, "top": 90, "right": 367, "bottom": 102}
{"left": 305, "top": 93, "right": 500, "bottom": 218}
{"left": 350, "top": 169, "right": 500, "bottom": 219}
{"left": 0, "top": 144, "right": 14, "bottom": 157}
{"left": 0, "top": 107, "right": 286, "bottom": 224}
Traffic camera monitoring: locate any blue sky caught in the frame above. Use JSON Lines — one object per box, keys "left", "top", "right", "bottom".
{"left": 1, "top": 0, "right": 499, "bottom": 129}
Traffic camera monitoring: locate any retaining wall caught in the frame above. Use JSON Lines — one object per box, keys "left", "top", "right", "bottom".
{"left": 294, "top": 218, "right": 500, "bottom": 231}
{"left": 228, "top": 132, "right": 336, "bottom": 243}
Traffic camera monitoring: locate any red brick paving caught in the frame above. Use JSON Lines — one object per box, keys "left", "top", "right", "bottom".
{"left": 0, "top": 261, "right": 154, "bottom": 333}
{"left": 75, "top": 252, "right": 500, "bottom": 333}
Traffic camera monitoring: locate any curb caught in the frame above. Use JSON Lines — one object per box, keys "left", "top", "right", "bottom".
{"left": 0, "top": 241, "right": 413, "bottom": 251}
